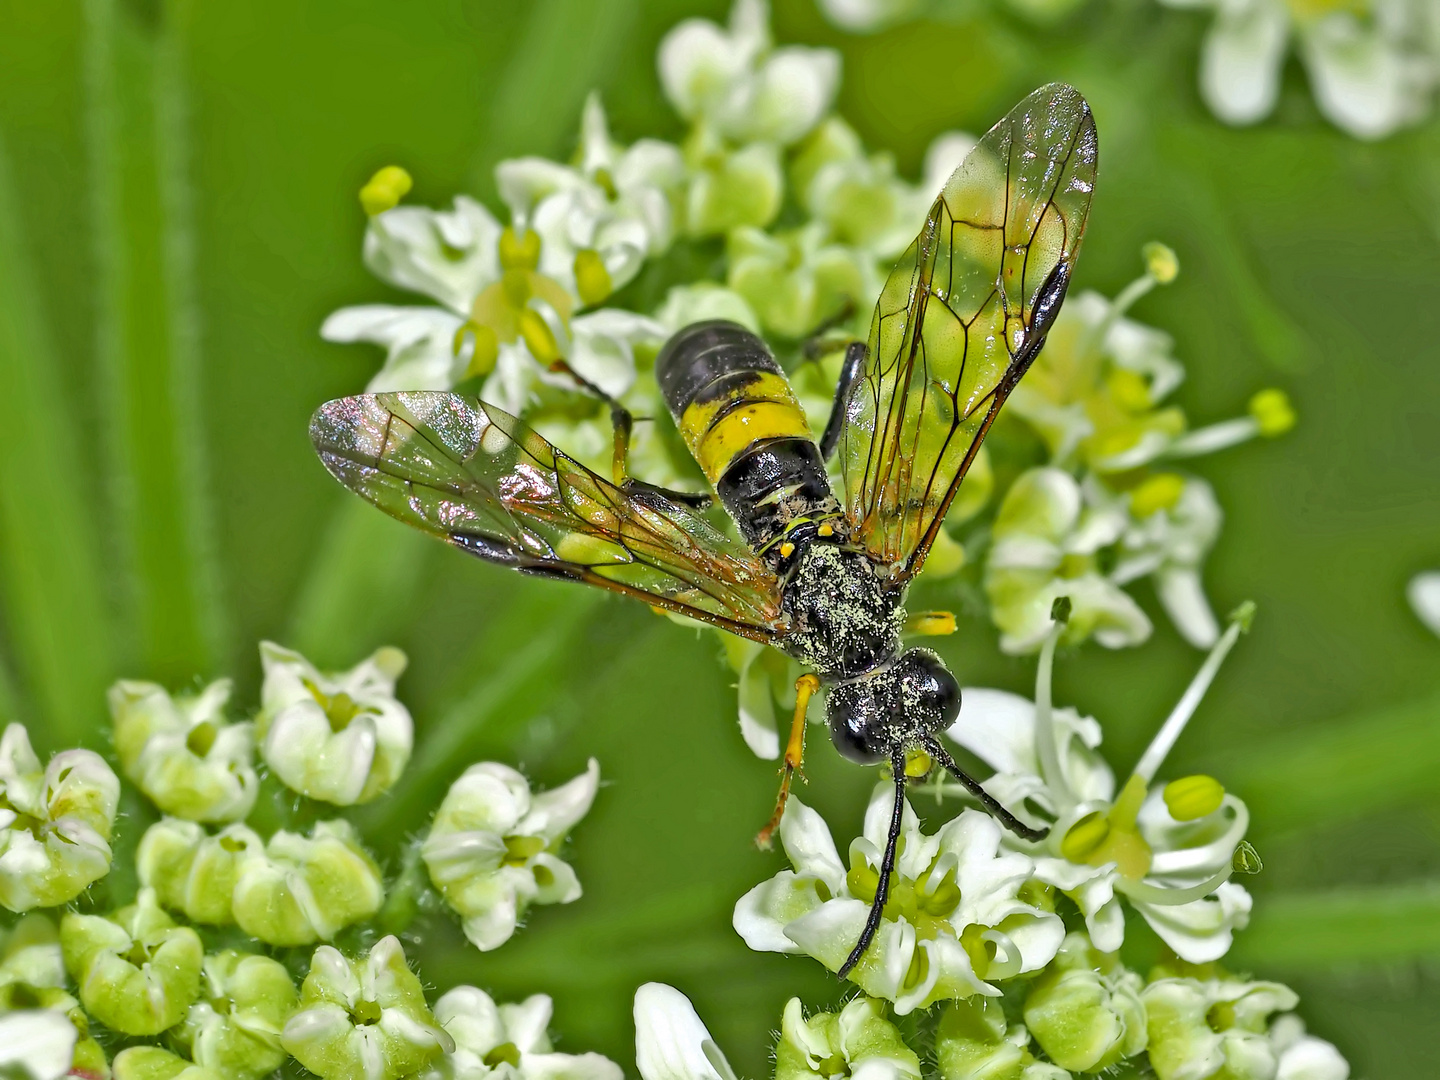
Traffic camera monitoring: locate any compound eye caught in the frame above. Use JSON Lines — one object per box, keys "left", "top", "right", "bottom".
{"left": 899, "top": 650, "right": 962, "bottom": 735}
{"left": 826, "top": 683, "right": 887, "bottom": 766}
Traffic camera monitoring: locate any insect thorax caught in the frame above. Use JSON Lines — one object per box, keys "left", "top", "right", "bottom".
{"left": 781, "top": 542, "right": 903, "bottom": 680}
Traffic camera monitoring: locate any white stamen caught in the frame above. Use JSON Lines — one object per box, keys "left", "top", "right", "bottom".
{"left": 1164, "top": 417, "right": 1260, "bottom": 459}
{"left": 1132, "top": 611, "right": 1248, "bottom": 784}
{"left": 1032, "top": 620, "right": 1075, "bottom": 811}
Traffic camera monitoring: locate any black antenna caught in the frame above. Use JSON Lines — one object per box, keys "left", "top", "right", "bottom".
{"left": 923, "top": 736, "right": 1050, "bottom": 843}
{"left": 838, "top": 749, "right": 908, "bottom": 979}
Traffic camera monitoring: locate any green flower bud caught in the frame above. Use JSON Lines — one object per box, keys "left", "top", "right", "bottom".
{"left": 935, "top": 998, "right": 1070, "bottom": 1080}
{"left": 1143, "top": 972, "right": 1298, "bottom": 1080}
{"left": 175, "top": 950, "right": 298, "bottom": 1080}
{"left": 0, "top": 913, "right": 66, "bottom": 1002}
{"left": 256, "top": 642, "right": 413, "bottom": 806}
{"left": 775, "top": 997, "right": 920, "bottom": 1080}
{"left": 684, "top": 136, "right": 782, "bottom": 238}
{"left": 113, "top": 1046, "right": 221, "bottom": 1080}
{"left": 281, "top": 936, "right": 453, "bottom": 1080}
{"left": 1023, "top": 932, "right": 1146, "bottom": 1072}
{"left": 137, "top": 818, "right": 262, "bottom": 925}
{"left": 61, "top": 889, "right": 203, "bottom": 1036}
{"left": 0, "top": 724, "right": 120, "bottom": 912}
{"left": 726, "top": 224, "right": 867, "bottom": 340}
{"left": 1142, "top": 241, "right": 1180, "bottom": 284}
{"left": 108, "top": 679, "right": 259, "bottom": 823}
{"left": 232, "top": 819, "right": 384, "bottom": 946}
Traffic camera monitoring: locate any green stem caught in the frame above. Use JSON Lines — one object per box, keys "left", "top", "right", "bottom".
{"left": 0, "top": 133, "right": 115, "bottom": 749}
{"left": 286, "top": 497, "right": 434, "bottom": 668}
{"left": 83, "top": 0, "right": 226, "bottom": 682}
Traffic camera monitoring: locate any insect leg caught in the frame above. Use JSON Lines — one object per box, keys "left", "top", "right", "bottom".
{"left": 756, "top": 673, "right": 822, "bottom": 850}
{"left": 819, "top": 342, "right": 867, "bottom": 462}
{"left": 838, "top": 749, "right": 908, "bottom": 979}
{"left": 551, "top": 358, "right": 714, "bottom": 508}
{"left": 923, "top": 736, "right": 1050, "bottom": 843}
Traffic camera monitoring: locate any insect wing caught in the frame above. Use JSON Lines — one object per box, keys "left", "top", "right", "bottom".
{"left": 311, "top": 392, "right": 788, "bottom": 641}
{"left": 840, "top": 83, "right": 1098, "bottom": 577}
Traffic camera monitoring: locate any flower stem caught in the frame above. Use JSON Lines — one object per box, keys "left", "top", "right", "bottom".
{"left": 1033, "top": 621, "right": 1074, "bottom": 810}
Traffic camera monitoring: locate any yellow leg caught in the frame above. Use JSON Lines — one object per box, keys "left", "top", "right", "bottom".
{"left": 756, "top": 673, "right": 821, "bottom": 850}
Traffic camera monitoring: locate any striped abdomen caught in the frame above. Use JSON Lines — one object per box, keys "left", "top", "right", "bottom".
{"left": 656, "top": 321, "right": 841, "bottom": 566}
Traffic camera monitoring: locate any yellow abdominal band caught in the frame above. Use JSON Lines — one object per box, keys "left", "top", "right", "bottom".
{"left": 680, "top": 371, "right": 813, "bottom": 486}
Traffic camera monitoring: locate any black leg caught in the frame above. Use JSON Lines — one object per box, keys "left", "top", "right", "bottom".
{"left": 551, "top": 358, "right": 714, "bottom": 509}
{"left": 838, "top": 750, "right": 908, "bottom": 979}
{"left": 924, "top": 737, "right": 1050, "bottom": 843}
{"left": 801, "top": 298, "right": 858, "bottom": 360}
{"left": 819, "top": 341, "right": 867, "bottom": 463}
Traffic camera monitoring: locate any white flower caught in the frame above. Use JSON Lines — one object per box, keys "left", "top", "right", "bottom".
{"left": 421, "top": 986, "right": 622, "bottom": 1080}
{"left": 421, "top": 759, "right": 599, "bottom": 951}
{"left": 633, "top": 984, "right": 737, "bottom": 1080}
{"left": 1269, "top": 1014, "right": 1350, "bottom": 1080}
{"left": 816, "top": 0, "right": 929, "bottom": 33}
{"left": 1160, "top": 0, "right": 1437, "bottom": 139}
{"left": 0, "top": 724, "right": 119, "bottom": 912}
{"left": 0, "top": 1009, "right": 76, "bottom": 1080}
{"left": 733, "top": 789, "right": 1063, "bottom": 1014}
{"left": 658, "top": 0, "right": 839, "bottom": 147}
{"left": 943, "top": 607, "right": 1255, "bottom": 963}
{"left": 325, "top": 151, "right": 666, "bottom": 412}
{"left": 984, "top": 467, "right": 1152, "bottom": 655}
{"left": 497, "top": 95, "right": 685, "bottom": 301}
{"left": 1112, "top": 475, "right": 1224, "bottom": 648}
{"left": 1142, "top": 969, "right": 1299, "bottom": 1080}
{"left": 257, "top": 642, "right": 413, "bottom": 806}
{"left": 774, "top": 997, "right": 920, "bottom": 1080}
{"left": 108, "top": 678, "right": 259, "bottom": 823}
{"left": 1407, "top": 569, "right": 1440, "bottom": 637}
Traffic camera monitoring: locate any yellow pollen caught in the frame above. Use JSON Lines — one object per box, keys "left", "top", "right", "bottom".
{"left": 1249, "top": 388, "right": 1296, "bottom": 437}
{"left": 1130, "top": 472, "right": 1186, "bottom": 518}
{"left": 573, "top": 249, "right": 613, "bottom": 307}
{"left": 499, "top": 226, "right": 541, "bottom": 271}
{"left": 1163, "top": 774, "right": 1225, "bottom": 821}
{"left": 358, "top": 165, "right": 412, "bottom": 216}
{"left": 817, "top": 522, "right": 834, "bottom": 537}
{"left": 779, "top": 542, "right": 795, "bottom": 558}
{"left": 906, "top": 611, "right": 957, "bottom": 636}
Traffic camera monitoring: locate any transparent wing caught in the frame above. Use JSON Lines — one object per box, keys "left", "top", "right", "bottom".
{"left": 840, "top": 83, "right": 1098, "bottom": 579}
{"left": 311, "top": 392, "right": 788, "bottom": 642}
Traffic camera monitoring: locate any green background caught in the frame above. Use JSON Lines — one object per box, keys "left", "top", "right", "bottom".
{"left": 2, "top": 0, "right": 1439, "bottom": 1074}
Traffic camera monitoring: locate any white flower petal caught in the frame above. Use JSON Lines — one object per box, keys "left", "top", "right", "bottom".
{"left": 363, "top": 196, "right": 501, "bottom": 313}
{"left": 1200, "top": 0, "right": 1292, "bottom": 125}
{"left": 520, "top": 759, "right": 600, "bottom": 840}
{"left": 1134, "top": 881, "right": 1253, "bottom": 963}
{"left": 0, "top": 1010, "right": 76, "bottom": 1080}
{"left": 634, "top": 984, "right": 737, "bottom": 1080}
{"left": 1408, "top": 570, "right": 1440, "bottom": 637}
{"left": 1300, "top": 13, "right": 1429, "bottom": 139}
{"left": 1157, "top": 566, "right": 1221, "bottom": 648}
{"left": 779, "top": 797, "right": 847, "bottom": 884}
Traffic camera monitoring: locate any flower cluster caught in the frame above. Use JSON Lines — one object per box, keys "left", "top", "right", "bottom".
{"left": 814, "top": 0, "right": 1440, "bottom": 140}
{"left": 3, "top": 639, "right": 604, "bottom": 1080}
{"left": 323, "top": 0, "right": 1296, "bottom": 761}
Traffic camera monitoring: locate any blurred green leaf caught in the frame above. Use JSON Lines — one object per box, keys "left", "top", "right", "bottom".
{"left": 1233, "top": 880, "right": 1440, "bottom": 969}
{"left": 1202, "top": 691, "right": 1440, "bottom": 835}
{"left": 83, "top": 0, "right": 226, "bottom": 680}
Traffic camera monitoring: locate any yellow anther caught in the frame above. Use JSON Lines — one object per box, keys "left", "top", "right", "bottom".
{"left": 817, "top": 522, "right": 835, "bottom": 538}
{"left": 358, "top": 165, "right": 412, "bottom": 216}
{"left": 1060, "top": 811, "right": 1111, "bottom": 862}
{"left": 1249, "top": 388, "right": 1296, "bottom": 437}
{"left": 1163, "top": 774, "right": 1225, "bottom": 821}
{"left": 499, "top": 226, "right": 541, "bottom": 271}
{"left": 1142, "top": 241, "right": 1179, "bottom": 284}
{"left": 517, "top": 308, "right": 562, "bottom": 365}
{"left": 903, "top": 748, "right": 932, "bottom": 778}
{"left": 779, "top": 541, "right": 795, "bottom": 558}
{"left": 1129, "top": 472, "right": 1186, "bottom": 518}
{"left": 501, "top": 268, "right": 533, "bottom": 308}
{"left": 906, "top": 611, "right": 957, "bottom": 637}
{"left": 573, "top": 249, "right": 613, "bottom": 307}
{"left": 454, "top": 322, "right": 500, "bottom": 379}
{"left": 1107, "top": 367, "right": 1152, "bottom": 412}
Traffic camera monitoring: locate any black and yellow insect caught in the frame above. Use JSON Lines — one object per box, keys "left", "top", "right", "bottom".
{"left": 311, "top": 83, "right": 1098, "bottom": 975}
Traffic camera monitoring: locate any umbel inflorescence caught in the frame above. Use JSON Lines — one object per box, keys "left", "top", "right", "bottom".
{"left": 2, "top": 3, "right": 1343, "bottom": 1079}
